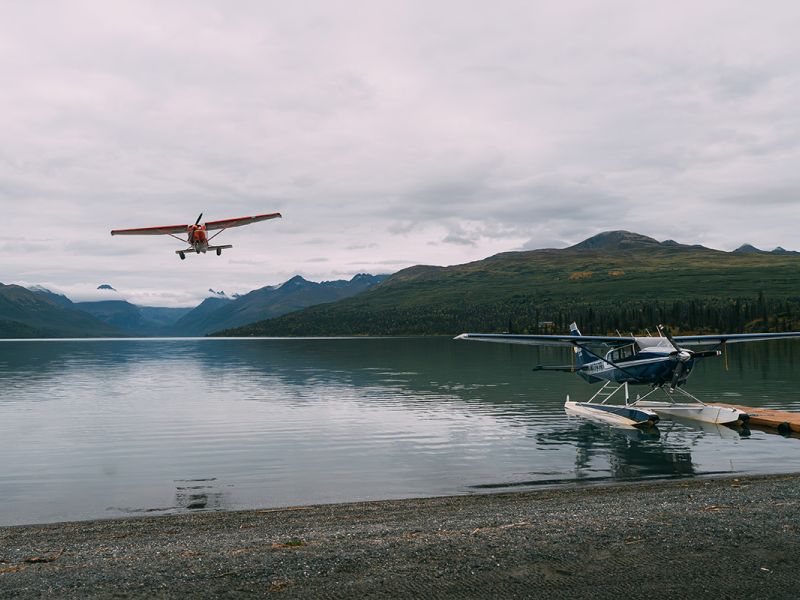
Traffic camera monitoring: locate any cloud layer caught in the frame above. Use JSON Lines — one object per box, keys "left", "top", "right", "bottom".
{"left": 2, "top": 1, "right": 800, "bottom": 305}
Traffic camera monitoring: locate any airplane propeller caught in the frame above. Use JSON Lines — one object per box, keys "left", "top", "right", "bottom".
{"left": 195, "top": 213, "right": 203, "bottom": 226}
{"left": 658, "top": 324, "right": 721, "bottom": 389}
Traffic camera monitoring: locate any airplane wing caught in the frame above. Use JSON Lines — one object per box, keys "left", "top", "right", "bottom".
{"left": 454, "top": 333, "right": 634, "bottom": 348}
{"left": 110, "top": 224, "right": 188, "bottom": 236}
{"left": 205, "top": 212, "right": 282, "bottom": 231}
{"left": 674, "top": 332, "right": 800, "bottom": 346}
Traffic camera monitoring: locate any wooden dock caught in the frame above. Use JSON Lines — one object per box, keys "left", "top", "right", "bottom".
{"left": 718, "top": 404, "right": 800, "bottom": 434}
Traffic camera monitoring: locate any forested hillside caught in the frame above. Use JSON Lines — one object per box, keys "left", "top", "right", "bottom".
{"left": 215, "top": 232, "right": 800, "bottom": 336}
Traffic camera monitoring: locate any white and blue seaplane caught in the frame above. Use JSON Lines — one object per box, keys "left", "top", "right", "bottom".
{"left": 456, "top": 324, "right": 800, "bottom": 428}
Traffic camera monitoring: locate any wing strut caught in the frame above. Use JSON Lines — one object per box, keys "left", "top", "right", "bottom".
{"left": 533, "top": 365, "right": 581, "bottom": 372}
{"left": 207, "top": 228, "right": 226, "bottom": 242}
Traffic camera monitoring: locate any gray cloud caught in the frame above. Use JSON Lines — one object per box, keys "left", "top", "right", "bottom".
{"left": 712, "top": 187, "right": 800, "bottom": 207}
{"left": 442, "top": 232, "right": 478, "bottom": 247}
{"left": 2, "top": 1, "right": 800, "bottom": 305}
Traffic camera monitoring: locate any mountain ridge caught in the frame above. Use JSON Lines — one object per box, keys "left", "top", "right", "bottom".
{"left": 15, "top": 273, "right": 389, "bottom": 337}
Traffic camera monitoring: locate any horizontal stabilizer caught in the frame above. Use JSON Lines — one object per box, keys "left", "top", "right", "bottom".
{"left": 533, "top": 365, "right": 581, "bottom": 372}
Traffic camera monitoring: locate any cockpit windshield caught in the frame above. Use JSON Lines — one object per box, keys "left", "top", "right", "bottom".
{"left": 635, "top": 337, "right": 675, "bottom": 351}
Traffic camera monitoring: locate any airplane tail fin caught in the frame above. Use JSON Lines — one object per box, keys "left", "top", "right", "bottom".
{"left": 570, "top": 322, "right": 590, "bottom": 367}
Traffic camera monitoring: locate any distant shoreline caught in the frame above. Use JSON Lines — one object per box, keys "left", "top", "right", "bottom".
{"left": 3, "top": 332, "right": 800, "bottom": 340}
{"left": 3, "top": 473, "right": 799, "bottom": 598}
{"left": 0, "top": 336, "right": 469, "bottom": 340}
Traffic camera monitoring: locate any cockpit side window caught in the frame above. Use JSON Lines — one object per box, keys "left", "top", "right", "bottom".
{"left": 610, "top": 343, "right": 637, "bottom": 362}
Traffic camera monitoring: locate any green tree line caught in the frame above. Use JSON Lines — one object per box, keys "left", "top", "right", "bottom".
{"left": 219, "top": 293, "right": 800, "bottom": 337}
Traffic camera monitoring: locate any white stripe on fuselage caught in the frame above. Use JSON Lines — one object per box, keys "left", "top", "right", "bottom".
{"left": 583, "top": 354, "right": 670, "bottom": 374}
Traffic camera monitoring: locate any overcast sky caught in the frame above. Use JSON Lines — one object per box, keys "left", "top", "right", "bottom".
{"left": 2, "top": 1, "right": 800, "bottom": 306}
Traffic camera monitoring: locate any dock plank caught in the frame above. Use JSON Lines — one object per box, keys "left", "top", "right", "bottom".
{"left": 718, "top": 403, "right": 800, "bottom": 433}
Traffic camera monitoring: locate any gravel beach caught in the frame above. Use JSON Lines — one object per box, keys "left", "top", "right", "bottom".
{"left": 2, "top": 474, "right": 798, "bottom": 599}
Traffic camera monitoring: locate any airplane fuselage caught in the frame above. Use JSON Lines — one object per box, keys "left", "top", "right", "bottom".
{"left": 576, "top": 337, "right": 694, "bottom": 387}
{"left": 187, "top": 225, "right": 209, "bottom": 253}
{"left": 578, "top": 352, "right": 693, "bottom": 386}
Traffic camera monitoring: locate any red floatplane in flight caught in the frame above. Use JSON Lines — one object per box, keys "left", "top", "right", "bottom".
{"left": 111, "top": 212, "right": 281, "bottom": 259}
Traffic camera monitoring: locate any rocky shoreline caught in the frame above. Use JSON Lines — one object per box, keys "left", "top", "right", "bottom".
{"left": 2, "top": 474, "right": 799, "bottom": 599}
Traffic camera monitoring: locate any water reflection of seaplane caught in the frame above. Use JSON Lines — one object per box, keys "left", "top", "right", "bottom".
{"left": 111, "top": 212, "right": 281, "bottom": 259}
{"left": 456, "top": 323, "right": 800, "bottom": 428}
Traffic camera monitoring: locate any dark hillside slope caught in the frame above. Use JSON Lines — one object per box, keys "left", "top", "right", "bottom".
{"left": 215, "top": 231, "right": 800, "bottom": 336}
{"left": 73, "top": 300, "right": 188, "bottom": 336}
{"left": 138, "top": 306, "right": 193, "bottom": 329}
{"left": 27, "top": 287, "right": 75, "bottom": 308}
{"left": 175, "top": 274, "right": 387, "bottom": 336}
{"left": 169, "top": 296, "right": 233, "bottom": 336}
{"left": 25, "top": 289, "right": 191, "bottom": 336}
{"left": 0, "top": 284, "right": 121, "bottom": 338}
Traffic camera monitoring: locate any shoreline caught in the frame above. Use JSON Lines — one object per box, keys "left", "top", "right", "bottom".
{"left": 2, "top": 473, "right": 799, "bottom": 599}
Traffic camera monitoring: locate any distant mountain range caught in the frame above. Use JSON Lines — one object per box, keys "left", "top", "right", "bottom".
{"left": 214, "top": 231, "right": 800, "bottom": 336}
{"left": 4, "top": 231, "right": 800, "bottom": 338}
{"left": 168, "top": 274, "right": 387, "bottom": 336}
{"left": 0, "top": 274, "right": 388, "bottom": 338}
{"left": 73, "top": 300, "right": 192, "bottom": 336}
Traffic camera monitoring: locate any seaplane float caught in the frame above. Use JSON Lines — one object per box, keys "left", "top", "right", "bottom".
{"left": 456, "top": 323, "right": 800, "bottom": 429}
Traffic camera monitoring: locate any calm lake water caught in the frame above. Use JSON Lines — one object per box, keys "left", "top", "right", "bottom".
{"left": 1, "top": 337, "right": 799, "bottom": 525}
